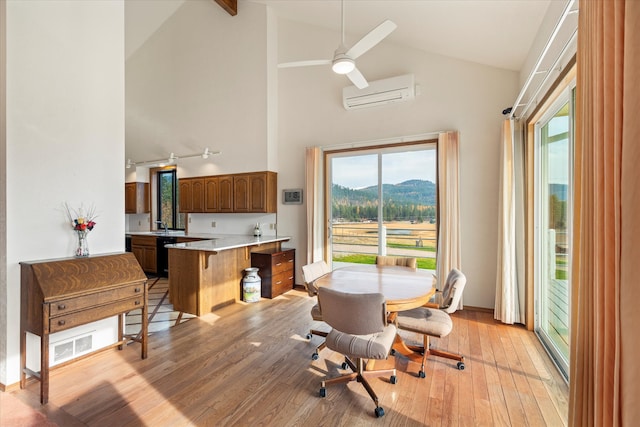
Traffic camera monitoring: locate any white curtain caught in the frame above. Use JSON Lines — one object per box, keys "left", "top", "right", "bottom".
{"left": 436, "top": 131, "right": 462, "bottom": 307}
{"left": 494, "top": 119, "right": 526, "bottom": 324}
{"left": 305, "top": 147, "right": 324, "bottom": 264}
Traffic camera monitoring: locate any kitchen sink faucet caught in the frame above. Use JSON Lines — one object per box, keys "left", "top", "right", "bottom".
{"left": 156, "top": 220, "right": 168, "bottom": 233}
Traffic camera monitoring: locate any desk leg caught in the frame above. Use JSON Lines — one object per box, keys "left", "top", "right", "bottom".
{"left": 20, "top": 331, "right": 26, "bottom": 389}
{"left": 41, "top": 333, "right": 49, "bottom": 404}
{"left": 141, "top": 285, "right": 148, "bottom": 359}
{"left": 118, "top": 313, "right": 124, "bottom": 350}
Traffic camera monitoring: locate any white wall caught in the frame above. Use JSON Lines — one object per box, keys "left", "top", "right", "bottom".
{"left": 125, "top": 0, "right": 270, "bottom": 177}
{"left": 2, "top": 0, "right": 125, "bottom": 386}
{"left": 275, "top": 18, "right": 519, "bottom": 309}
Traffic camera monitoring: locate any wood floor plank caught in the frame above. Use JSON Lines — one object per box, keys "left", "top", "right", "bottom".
{"left": 6, "top": 286, "right": 568, "bottom": 426}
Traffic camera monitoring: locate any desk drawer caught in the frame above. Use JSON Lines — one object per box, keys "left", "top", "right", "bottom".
{"left": 49, "top": 297, "right": 144, "bottom": 333}
{"left": 49, "top": 283, "right": 145, "bottom": 316}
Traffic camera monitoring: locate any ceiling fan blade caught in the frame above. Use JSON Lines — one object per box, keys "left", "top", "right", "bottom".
{"left": 346, "top": 67, "right": 369, "bottom": 89}
{"left": 346, "top": 20, "right": 397, "bottom": 59}
{"left": 278, "top": 59, "right": 331, "bottom": 69}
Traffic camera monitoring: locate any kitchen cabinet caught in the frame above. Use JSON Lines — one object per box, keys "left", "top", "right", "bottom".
{"left": 251, "top": 248, "right": 295, "bottom": 298}
{"left": 125, "top": 182, "right": 150, "bottom": 214}
{"left": 180, "top": 172, "right": 276, "bottom": 214}
{"left": 204, "top": 176, "right": 219, "bottom": 212}
{"left": 233, "top": 172, "right": 277, "bottom": 213}
{"left": 131, "top": 235, "right": 157, "bottom": 274}
{"left": 179, "top": 178, "right": 204, "bottom": 213}
{"left": 218, "top": 175, "right": 234, "bottom": 212}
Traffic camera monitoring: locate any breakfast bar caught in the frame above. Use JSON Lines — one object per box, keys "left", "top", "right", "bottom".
{"left": 166, "top": 235, "right": 290, "bottom": 316}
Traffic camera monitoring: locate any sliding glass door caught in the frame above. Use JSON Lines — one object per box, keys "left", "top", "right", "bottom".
{"left": 534, "top": 85, "right": 574, "bottom": 379}
{"left": 326, "top": 143, "right": 437, "bottom": 270}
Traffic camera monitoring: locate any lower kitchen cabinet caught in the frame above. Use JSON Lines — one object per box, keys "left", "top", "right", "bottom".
{"left": 250, "top": 248, "right": 295, "bottom": 298}
{"left": 131, "top": 235, "right": 157, "bottom": 274}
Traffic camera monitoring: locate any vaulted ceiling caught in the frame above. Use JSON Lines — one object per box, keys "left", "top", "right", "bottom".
{"left": 127, "top": 0, "right": 552, "bottom": 72}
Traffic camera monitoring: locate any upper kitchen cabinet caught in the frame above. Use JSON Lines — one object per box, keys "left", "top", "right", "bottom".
{"left": 125, "top": 182, "right": 150, "bottom": 214}
{"left": 179, "top": 178, "right": 204, "bottom": 213}
{"left": 218, "top": 175, "right": 234, "bottom": 213}
{"left": 233, "top": 172, "right": 277, "bottom": 213}
{"left": 205, "top": 175, "right": 234, "bottom": 213}
{"left": 181, "top": 172, "right": 276, "bottom": 214}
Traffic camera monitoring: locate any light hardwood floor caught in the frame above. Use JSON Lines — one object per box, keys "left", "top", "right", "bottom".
{"left": 8, "top": 288, "right": 568, "bottom": 426}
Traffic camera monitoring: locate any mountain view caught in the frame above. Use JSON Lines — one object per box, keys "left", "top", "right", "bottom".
{"left": 332, "top": 180, "right": 436, "bottom": 222}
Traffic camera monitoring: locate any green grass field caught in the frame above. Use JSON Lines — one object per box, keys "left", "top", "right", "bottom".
{"left": 333, "top": 253, "right": 436, "bottom": 270}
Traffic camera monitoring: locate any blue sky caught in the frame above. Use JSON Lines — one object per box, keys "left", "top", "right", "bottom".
{"left": 332, "top": 149, "right": 436, "bottom": 189}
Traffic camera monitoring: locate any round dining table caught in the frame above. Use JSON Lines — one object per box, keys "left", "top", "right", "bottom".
{"left": 314, "top": 263, "right": 436, "bottom": 366}
{"left": 314, "top": 264, "right": 435, "bottom": 312}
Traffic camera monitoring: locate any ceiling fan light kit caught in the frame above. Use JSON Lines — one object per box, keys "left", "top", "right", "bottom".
{"left": 332, "top": 55, "right": 355, "bottom": 74}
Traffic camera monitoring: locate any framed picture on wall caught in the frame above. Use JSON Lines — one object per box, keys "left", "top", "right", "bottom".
{"left": 282, "top": 189, "right": 303, "bottom": 204}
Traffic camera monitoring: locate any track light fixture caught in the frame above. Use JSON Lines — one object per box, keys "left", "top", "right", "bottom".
{"left": 126, "top": 148, "right": 220, "bottom": 168}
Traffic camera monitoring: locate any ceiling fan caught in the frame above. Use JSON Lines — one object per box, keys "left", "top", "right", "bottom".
{"left": 278, "top": 0, "right": 397, "bottom": 89}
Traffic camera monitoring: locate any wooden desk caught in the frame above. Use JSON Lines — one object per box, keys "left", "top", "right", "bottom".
{"left": 20, "top": 253, "right": 148, "bottom": 404}
{"left": 314, "top": 264, "right": 435, "bottom": 363}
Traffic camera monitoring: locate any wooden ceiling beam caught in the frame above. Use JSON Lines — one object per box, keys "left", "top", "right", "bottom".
{"left": 214, "top": 0, "right": 237, "bottom": 16}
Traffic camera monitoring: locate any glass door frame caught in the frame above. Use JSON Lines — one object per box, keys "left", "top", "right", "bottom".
{"left": 533, "top": 80, "right": 575, "bottom": 381}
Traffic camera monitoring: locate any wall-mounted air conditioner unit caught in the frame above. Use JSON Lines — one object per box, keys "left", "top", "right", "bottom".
{"left": 343, "top": 74, "right": 415, "bottom": 110}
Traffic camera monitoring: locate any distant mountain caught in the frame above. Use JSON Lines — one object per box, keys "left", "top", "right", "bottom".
{"left": 333, "top": 180, "right": 436, "bottom": 206}
{"left": 332, "top": 180, "right": 436, "bottom": 222}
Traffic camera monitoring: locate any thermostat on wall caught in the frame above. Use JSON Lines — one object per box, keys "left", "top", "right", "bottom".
{"left": 282, "top": 189, "right": 303, "bottom": 204}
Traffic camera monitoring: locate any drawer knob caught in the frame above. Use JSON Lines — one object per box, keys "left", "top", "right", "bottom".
{"left": 135, "top": 288, "right": 141, "bottom": 293}
{"left": 58, "top": 320, "right": 66, "bottom": 326}
{"left": 275, "top": 262, "right": 282, "bottom": 266}
{"left": 57, "top": 304, "right": 66, "bottom": 310}
{"left": 276, "top": 281, "right": 282, "bottom": 285}
{"left": 135, "top": 300, "right": 141, "bottom": 306}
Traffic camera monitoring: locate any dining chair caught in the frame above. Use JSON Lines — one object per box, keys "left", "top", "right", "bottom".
{"left": 375, "top": 255, "right": 417, "bottom": 269}
{"left": 301, "top": 261, "right": 331, "bottom": 360}
{"left": 317, "top": 287, "right": 397, "bottom": 418}
{"left": 395, "top": 268, "right": 467, "bottom": 378}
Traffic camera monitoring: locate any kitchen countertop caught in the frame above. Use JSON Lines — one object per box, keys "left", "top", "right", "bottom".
{"left": 126, "top": 231, "right": 290, "bottom": 252}
{"left": 126, "top": 231, "right": 218, "bottom": 239}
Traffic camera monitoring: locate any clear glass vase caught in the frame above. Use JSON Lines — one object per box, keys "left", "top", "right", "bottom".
{"left": 75, "top": 230, "right": 89, "bottom": 257}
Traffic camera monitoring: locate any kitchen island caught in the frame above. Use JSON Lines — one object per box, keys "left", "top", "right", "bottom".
{"left": 165, "top": 235, "right": 290, "bottom": 315}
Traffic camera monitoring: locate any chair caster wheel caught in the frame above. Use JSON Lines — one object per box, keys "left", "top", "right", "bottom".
{"left": 319, "top": 387, "right": 326, "bottom": 398}
{"left": 375, "top": 406, "right": 385, "bottom": 418}
{"left": 390, "top": 349, "right": 396, "bottom": 355}
{"left": 341, "top": 362, "right": 348, "bottom": 370}
{"left": 457, "top": 362, "right": 465, "bottom": 370}
{"left": 311, "top": 352, "right": 319, "bottom": 360}
{"left": 418, "top": 371, "right": 426, "bottom": 378}
{"left": 306, "top": 333, "right": 312, "bottom": 340}
{"left": 390, "top": 375, "right": 397, "bottom": 384}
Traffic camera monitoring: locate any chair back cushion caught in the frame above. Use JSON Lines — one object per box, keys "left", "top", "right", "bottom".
{"left": 302, "top": 261, "right": 330, "bottom": 296}
{"left": 440, "top": 268, "right": 467, "bottom": 313}
{"left": 318, "top": 287, "right": 386, "bottom": 335}
{"left": 375, "top": 256, "right": 417, "bottom": 269}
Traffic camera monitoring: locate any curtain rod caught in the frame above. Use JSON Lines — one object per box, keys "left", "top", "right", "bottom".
{"left": 319, "top": 131, "right": 446, "bottom": 151}
{"left": 517, "top": 28, "right": 577, "bottom": 120}
{"left": 509, "top": 0, "right": 576, "bottom": 119}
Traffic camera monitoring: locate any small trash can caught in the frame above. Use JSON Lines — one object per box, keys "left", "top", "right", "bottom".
{"left": 243, "top": 267, "right": 261, "bottom": 302}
